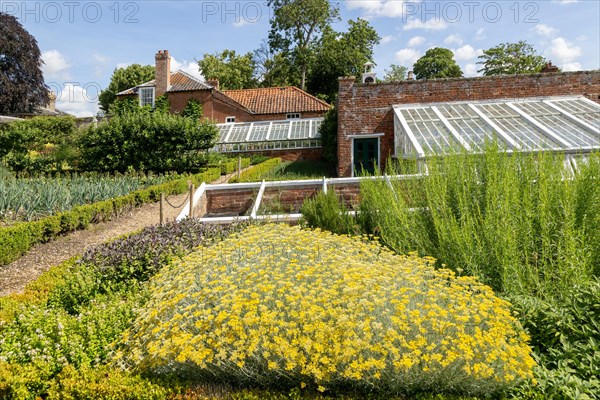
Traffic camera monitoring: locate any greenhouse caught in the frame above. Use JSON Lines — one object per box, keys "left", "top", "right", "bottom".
{"left": 213, "top": 118, "right": 323, "bottom": 153}
{"left": 393, "top": 96, "right": 600, "bottom": 158}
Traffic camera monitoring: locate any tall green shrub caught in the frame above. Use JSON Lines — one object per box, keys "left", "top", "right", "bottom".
{"left": 0, "top": 116, "right": 78, "bottom": 172}
{"left": 79, "top": 110, "right": 218, "bottom": 172}
{"left": 181, "top": 99, "right": 203, "bottom": 120}
{"left": 300, "top": 190, "right": 356, "bottom": 235}
{"left": 319, "top": 105, "right": 338, "bottom": 174}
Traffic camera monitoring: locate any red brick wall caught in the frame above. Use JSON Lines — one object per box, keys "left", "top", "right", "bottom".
{"left": 205, "top": 189, "right": 256, "bottom": 217}
{"left": 201, "top": 184, "right": 360, "bottom": 217}
{"left": 337, "top": 71, "right": 600, "bottom": 177}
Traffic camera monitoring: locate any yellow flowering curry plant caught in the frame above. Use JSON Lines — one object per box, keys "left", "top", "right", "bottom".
{"left": 113, "top": 224, "right": 536, "bottom": 396}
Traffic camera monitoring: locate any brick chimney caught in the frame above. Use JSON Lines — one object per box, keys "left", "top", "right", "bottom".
{"left": 541, "top": 61, "right": 560, "bottom": 73}
{"left": 155, "top": 50, "right": 171, "bottom": 97}
{"left": 206, "top": 79, "right": 219, "bottom": 90}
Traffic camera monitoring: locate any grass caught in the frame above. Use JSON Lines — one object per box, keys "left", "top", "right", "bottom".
{"left": 263, "top": 160, "right": 334, "bottom": 181}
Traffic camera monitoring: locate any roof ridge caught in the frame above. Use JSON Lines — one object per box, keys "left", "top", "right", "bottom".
{"left": 288, "top": 86, "right": 331, "bottom": 108}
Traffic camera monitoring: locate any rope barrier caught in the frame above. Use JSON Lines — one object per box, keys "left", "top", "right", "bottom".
{"left": 163, "top": 192, "right": 190, "bottom": 209}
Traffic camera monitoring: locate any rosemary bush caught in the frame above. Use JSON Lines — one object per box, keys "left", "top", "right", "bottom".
{"left": 359, "top": 148, "right": 599, "bottom": 301}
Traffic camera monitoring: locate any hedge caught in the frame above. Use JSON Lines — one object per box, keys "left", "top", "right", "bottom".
{"left": 229, "top": 158, "right": 282, "bottom": 183}
{"left": 207, "top": 157, "right": 251, "bottom": 175}
{"left": 0, "top": 168, "right": 221, "bottom": 267}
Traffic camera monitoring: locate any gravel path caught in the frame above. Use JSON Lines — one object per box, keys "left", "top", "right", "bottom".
{"left": 0, "top": 167, "right": 255, "bottom": 297}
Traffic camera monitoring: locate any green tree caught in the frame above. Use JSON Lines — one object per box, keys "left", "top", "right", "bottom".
{"left": 478, "top": 41, "right": 548, "bottom": 76}
{"left": 306, "top": 19, "right": 380, "bottom": 102}
{"left": 268, "top": 0, "right": 340, "bottom": 91}
{"left": 383, "top": 64, "right": 408, "bottom": 82}
{"left": 412, "top": 48, "right": 463, "bottom": 80}
{"left": 98, "top": 64, "right": 155, "bottom": 113}
{"left": 253, "top": 39, "right": 299, "bottom": 87}
{"left": 0, "top": 13, "right": 48, "bottom": 114}
{"left": 198, "top": 50, "right": 257, "bottom": 90}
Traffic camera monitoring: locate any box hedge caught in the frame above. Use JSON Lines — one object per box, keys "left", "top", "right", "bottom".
{"left": 0, "top": 168, "right": 221, "bottom": 267}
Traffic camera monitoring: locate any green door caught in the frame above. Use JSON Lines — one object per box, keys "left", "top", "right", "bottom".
{"left": 353, "top": 138, "right": 379, "bottom": 176}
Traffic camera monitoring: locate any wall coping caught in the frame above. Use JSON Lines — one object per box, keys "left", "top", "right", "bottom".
{"left": 343, "top": 70, "right": 600, "bottom": 89}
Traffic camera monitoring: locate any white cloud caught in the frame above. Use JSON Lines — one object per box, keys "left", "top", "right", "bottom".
{"left": 444, "top": 34, "right": 463, "bottom": 45}
{"left": 92, "top": 54, "right": 108, "bottom": 78}
{"left": 395, "top": 48, "right": 421, "bottom": 66}
{"left": 55, "top": 83, "right": 99, "bottom": 117}
{"left": 170, "top": 57, "right": 203, "bottom": 80}
{"left": 116, "top": 63, "right": 132, "bottom": 69}
{"left": 407, "top": 36, "right": 425, "bottom": 47}
{"left": 464, "top": 63, "right": 479, "bottom": 77}
{"left": 41, "top": 50, "right": 70, "bottom": 80}
{"left": 475, "top": 28, "right": 486, "bottom": 40}
{"left": 549, "top": 37, "right": 582, "bottom": 64}
{"left": 562, "top": 62, "right": 582, "bottom": 71}
{"left": 403, "top": 18, "right": 447, "bottom": 31}
{"left": 381, "top": 35, "right": 395, "bottom": 44}
{"left": 553, "top": 0, "right": 577, "bottom": 4}
{"left": 533, "top": 24, "right": 558, "bottom": 37}
{"left": 346, "top": 0, "right": 409, "bottom": 18}
{"left": 453, "top": 45, "right": 483, "bottom": 62}
{"left": 232, "top": 19, "right": 250, "bottom": 28}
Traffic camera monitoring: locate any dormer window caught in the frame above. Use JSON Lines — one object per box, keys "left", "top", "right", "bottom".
{"left": 139, "top": 87, "right": 155, "bottom": 107}
{"left": 286, "top": 113, "right": 301, "bottom": 119}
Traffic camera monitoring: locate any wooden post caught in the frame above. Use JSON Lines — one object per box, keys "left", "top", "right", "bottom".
{"left": 237, "top": 155, "right": 242, "bottom": 179}
{"left": 189, "top": 183, "right": 195, "bottom": 218}
{"left": 160, "top": 193, "right": 165, "bottom": 225}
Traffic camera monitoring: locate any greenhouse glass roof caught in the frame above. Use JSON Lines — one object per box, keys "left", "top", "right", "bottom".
{"left": 216, "top": 118, "right": 323, "bottom": 144}
{"left": 393, "top": 96, "right": 600, "bottom": 158}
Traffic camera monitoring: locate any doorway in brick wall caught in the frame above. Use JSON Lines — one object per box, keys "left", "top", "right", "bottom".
{"left": 352, "top": 137, "right": 379, "bottom": 176}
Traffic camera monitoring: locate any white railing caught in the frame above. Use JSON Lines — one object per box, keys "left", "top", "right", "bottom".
{"left": 176, "top": 173, "right": 427, "bottom": 223}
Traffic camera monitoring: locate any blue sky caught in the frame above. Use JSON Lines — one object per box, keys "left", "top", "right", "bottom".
{"left": 3, "top": 0, "right": 598, "bottom": 116}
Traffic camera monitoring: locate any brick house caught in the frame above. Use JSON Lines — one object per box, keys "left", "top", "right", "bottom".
{"left": 116, "top": 50, "right": 330, "bottom": 124}
{"left": 337, "top": 70, "right": 600, "bottom": 177}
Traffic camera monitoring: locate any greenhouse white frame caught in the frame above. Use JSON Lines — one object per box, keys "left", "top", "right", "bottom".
{"left": 213, "top": 118, "right": 324, "bottom": 153}
{"left": 393, "top": 96, "right": 600, "bottom": 159}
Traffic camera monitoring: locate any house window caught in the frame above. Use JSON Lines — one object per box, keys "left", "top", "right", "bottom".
{"left": 286, "top": 113, "right": 301, "bottom": 119}
{"left": 139, "top": 87, "right": 155, "bottom": 108}
{"left": 226, "top": 116, "right": 236, "bottom": 123}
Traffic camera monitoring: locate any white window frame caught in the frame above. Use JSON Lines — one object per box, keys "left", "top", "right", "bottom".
{"left": 139, "top": 87, "right": 155, "bottom": 108}
{"left": 225, "top": 116, "right": 236, "bottom": 124}
{"left": 286, "top": 113, "right": 301, "bottom": 119}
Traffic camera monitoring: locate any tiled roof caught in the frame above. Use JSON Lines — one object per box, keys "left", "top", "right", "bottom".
{"left": 169, "top": 70, "right": 212, "bottom": 92}
{"left": 222, "top": 87, "right": 330, "bottom": 114}
{"left": 116, "top": 71, "right": 212, "bottom": 95}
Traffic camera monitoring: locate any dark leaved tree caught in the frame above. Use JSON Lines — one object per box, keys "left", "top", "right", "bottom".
{"left": 0, "top": 13, "right": 48, "bottom": 114}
